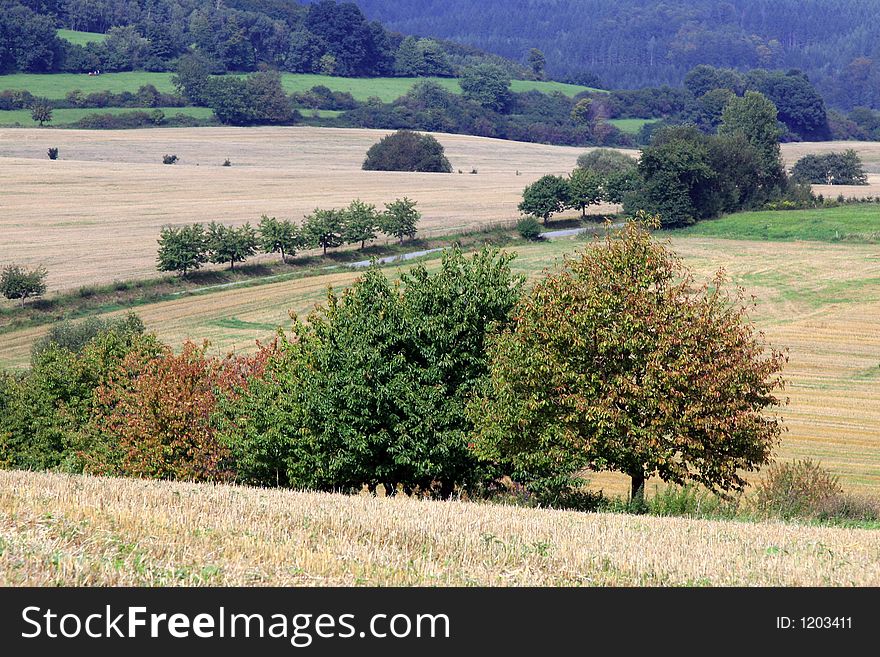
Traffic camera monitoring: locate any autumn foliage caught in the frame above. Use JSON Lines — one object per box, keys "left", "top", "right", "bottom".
{"left": 85, "top": 341, "right": 271, "bottom": 482}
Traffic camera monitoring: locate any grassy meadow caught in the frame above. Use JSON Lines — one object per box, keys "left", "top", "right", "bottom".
{"left": 0, "top": 72, "right": 596, "bottom": 103}
{"left": 607, "top": 118, "right": 658, "bottom": 134}
{"left": 56, "top": 29, "right": 108, "bottom": 46}
{"left": 2, "top": 470, "right": 878, "bottom": 586}
{"left": 0, "top": 106, "right": 214, "bottom": 126}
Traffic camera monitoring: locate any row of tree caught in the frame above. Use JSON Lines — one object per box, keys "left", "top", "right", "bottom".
{"left": 0, "top": 222, "right": 786, "bottom": 506}
{"left": 157, "top": 198, "right": 422, "bottom": 276}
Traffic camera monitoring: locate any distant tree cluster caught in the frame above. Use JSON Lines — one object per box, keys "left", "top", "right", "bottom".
{"left": 0, "top": 0, "right": 525, "bottom": 78}
{"left": 791, "top": 151, "right": 868, "bottom": 185}
{"left": 518, "top": 149, "right": 638, "bottom": 223}
{"left": 156, "top": 199, "right": 422, "bottom": 275}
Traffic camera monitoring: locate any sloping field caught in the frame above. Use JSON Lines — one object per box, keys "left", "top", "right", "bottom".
{"left": 0, "top": 127, "right": 615, "bottom": 292}
{"left": 782, "top": 140, "right": 880, "bottom": 199}
{"left": 1, "top": 470, "right": 877, "bottom": 586}
{"left": 1, "top": 235, "right": 878, "bottom": 497}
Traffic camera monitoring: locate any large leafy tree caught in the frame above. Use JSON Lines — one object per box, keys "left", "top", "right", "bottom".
{"left": 215, "top": 247, "right": 524, "bottom": 496}
{"left": 258, "top": 215, "right": 300, "bottom": 262}
{"left": 0, "top": 263, "right": 47, "bottom": 306}
{"left": 472, "top": 216, "right": 788, "bottom": 502}
{"left": 718, "top": 91, "right": 786, "bottom": 191}
{"left": 342, "top": 199, "right": 379, "bottom": 249}
{"left": 459, "top": 63, "right": 513, "bottom": 113}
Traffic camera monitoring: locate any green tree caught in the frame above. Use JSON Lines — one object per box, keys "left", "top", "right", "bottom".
{"left": 215, "top": 247, "right": 524, "bottom": 495}
{"left": 342, "top": 199, "right": 379, "bottom": 249}
{"left": 459, "top": 64, "right": 512, "bottom": 113}
{"left": 718, "top": 91, "right": 786, "bottom": 190}
{"left": 791, "top": 150, "right": 868, "bottom": 185}
{"left": 207, "top": 222, "right": 257, "bottom": 270}
{"left": 380, "top": 197, "right": 421, "bottom": 244}
{"left": 30, "top": 99, "right": 52, "bottom": 126}
{"left": 258, "top": 215, "right": 300, "bottom": 262}
{"left": 471, "top": 216, "right": 788, "bottom": 503}
{"left": 0, "top": 264, "right": 47, "bottom": 306}
{"left": 518, "top": 174, "right": 570, "bottom": 224}
{"left": 567, "top": 167, "right": 603, "bottom": 217}
{"left": 156, "top": 224, "right": 208, "bottom": 276}
{"left": 171, "top": 52, "right": 212, "bottom": 105}
{"left": 527, "top": 48, "right": 546, "bottom": 79}
{"left": 570, "top": 98, "right": 592, "bottom": 125}
{"left": 302, "top": 208, "right": 344, "bottom": 255}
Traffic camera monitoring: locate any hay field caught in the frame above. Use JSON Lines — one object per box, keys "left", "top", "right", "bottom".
{"left": 1, "top": 470, "right": 877, "bottom": 586}
{"left": 2, "top": 234, "right": 878, "bottom": 497}
{"left": 0, "top": 127, "right": 617, "bottom": 292}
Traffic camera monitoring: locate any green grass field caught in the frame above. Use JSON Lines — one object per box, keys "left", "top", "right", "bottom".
{"left": 607, "top": 118, "right": 658, "bottom": 134}
{"left": 0, "top": 72, "right": 597, "bottom": 103}
{"left": 0, "top": 106, "right": 214, "bottom": 126}
{"left": 673, "top": 205, "right": 880, "bottom": 243}
{"left": 56, "top": 29, "right": 108, "bottom": 46}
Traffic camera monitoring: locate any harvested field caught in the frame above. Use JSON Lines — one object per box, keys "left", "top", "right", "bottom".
{"left": 1, "top": 470, "right": 878, "bottom": 586}
{"left": 0, "top": 127, "right": 619, "bottom": 292}
{"left": 781, "top": 141, "right": 880, "bottom": 199}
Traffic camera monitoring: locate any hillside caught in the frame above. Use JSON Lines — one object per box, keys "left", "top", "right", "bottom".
{"left": 2, "top": 470, "right": 878, "bottom": 586}
{"left": 349, "top": 0, "right": 880, "bottom": 108}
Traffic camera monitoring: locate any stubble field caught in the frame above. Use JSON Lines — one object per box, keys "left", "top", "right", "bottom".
{"left": 2, "top": 469, "right": 878, "bottom": 586}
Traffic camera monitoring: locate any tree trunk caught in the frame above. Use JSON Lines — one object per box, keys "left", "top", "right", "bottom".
{"left": 582, "top": 206, "right": 586, "bottom": 218}
{"left": 230, "top": 260, "right": 234, "bottom": 270}
{"left": 630, "top": 471, "right": 646, "bottom": 504}
{"left": 360, "top": 240, "right": 365, "bottom": 250}
{"left": 280, "top": 247, "right": 285, "bottom": 263}
{"left": 323, "top": 244, "right": 327, "bottom": 256}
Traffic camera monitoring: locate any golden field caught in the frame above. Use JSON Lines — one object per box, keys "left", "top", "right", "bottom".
{"left": 1, "top": 470, "right": 878, "bottom": 586}
{"left": 0, "top": 127, "right": 616, "bottom": 292}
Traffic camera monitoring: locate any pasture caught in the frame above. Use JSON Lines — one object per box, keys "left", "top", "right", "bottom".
{"left": 1, "top": 232, "right": 878, "bottom": 499}
{"left": 0, "top": 127, "right": 611, "bottom": 292}
{"left": 56, "top": 29, "right": 108, "bottom": 46}
{"left": 1, "top": 470, "right": 878, "bottom": 586}
{"left": 607, "top": 118, "right": 658, "bottom": 134}
{"left": 0, "top": 106, "right": 214, "bottom": 126}
{"left": 0, "top": 72, "right": 596, "bottom": 103}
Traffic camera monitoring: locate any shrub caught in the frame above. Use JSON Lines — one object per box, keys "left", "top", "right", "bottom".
{"left": 752, "top": 459, "right": 842, "bottom": 519}
{"left": 162, "top": 154, "right": 179, "bottom": 165}
{"left": 222, "top": 159, "right": 231, "bottom": 167}
{"left": 516, "top": 216, "right": 543, "bottom": 241}
{"left": 47, "top": 147, "right": 58, "bottom": 160}
{"left": 0, "top": 264, "right": 47, "bottom": 306}
{"left": 647, "top": 484, "right": 737, "bottom": 518}
{"left": 362, "top": 130, "right": 452, "bottom": 173}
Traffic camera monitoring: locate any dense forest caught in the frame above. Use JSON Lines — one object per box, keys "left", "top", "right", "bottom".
{"left": 348, "top": 0, "right": 880, "bottom": 109}
{"left": 0, "top": 0, "right": 522, "bottom": 76}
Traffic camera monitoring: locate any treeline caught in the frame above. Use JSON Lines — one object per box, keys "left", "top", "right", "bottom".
{"left": 350, "top": 0, "right": 880, "bottom": 110}
{"left": 0, "top": 0, "right": 523, "bottom": 77}
{"left": 0, "top": 226, "right": 786, "bottom": 506}
{"left": 157, "top": 198, "right": 421, "bottom": 275}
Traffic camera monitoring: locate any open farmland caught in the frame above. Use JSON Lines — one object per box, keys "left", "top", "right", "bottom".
{"left": 0, "top": 127, "right": 616, "bottom": 292}
{"left": 1, "top": 469, "right": 878, "bottom": 586}
{"left": 1, "top": 233, "right": 878, "bottom": 498}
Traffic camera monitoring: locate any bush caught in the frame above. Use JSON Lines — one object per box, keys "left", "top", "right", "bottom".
{"left": 222, "top": 159, "right": 231, "bottom": 167}
{"left": 47, "top": 147, "right": 58, "bottom": 160}
{"left": 162, "top": 154, "right": 178, "bottom": 165}
{"left": 0, "top": 264, "right": 47, "bottom": 306}
{"left": 753, "top": 459, "right": 842, "bottom": 519}
{"left": 516, "top": 216, "right": 543, "bottom": 241}
{"left": 647, "top": 484, "right": 736, "bottom": 518}
{"left": 362, "top": 130, "right": 452, "bottom": 173}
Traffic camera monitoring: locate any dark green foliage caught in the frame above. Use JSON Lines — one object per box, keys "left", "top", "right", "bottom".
{"left": 518, "top": 174, "right": 570, "bottom": 224}
{"left": 516, "top": 216, "right": 542, "bottom": 241}
{"left": 32, "top": 313, "right": 145, "bottom": 361}
{"left": 362, "top": 130, "right": 452, "bottom": 173}
{"left": 47, "top": 147, "right": 58, "bottom": 160}
{"left": 0, "top": 264, "right": 47, "bottom": 306}
{"left": 791, "top": 151, "right": 868, "bottom": 185}
{"left": 576, "top": 148, "right": 637, "bottom": 175}
{"left": 206, "top": 70, "right": 296, "bottom": 126}
{"left": 380, "top": 197, "right": 420, "bottom": 244}
{"left": 0, "top": 3, "right": 62, "bottom": 73}
{"left": 162, "top": 154, "right": 178, "bottom": 165}
{"left": 156, "top": 224, "right": 208, "bottom": 276}
{"left": 215, "top": 247, "right": 524, "bottom": 495}
{"left": 207, "top": 222, "right": 258, "bottom": 270}
{"left": 744, "top": 69, "right": 830, "bottom": 141}
{"left": 459, "top": 63, "right": 512, "bottom": 113}
{"left": 301, "top": 208, "right": 344, "bottom": 255}
{"left": 258, "top": 215, "right": 300, "bottom": 262}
